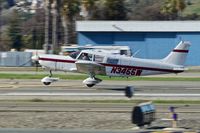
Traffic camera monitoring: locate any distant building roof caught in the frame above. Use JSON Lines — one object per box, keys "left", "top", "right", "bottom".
{"left": 76, "top": 21, "right": 200, "bottom": 32}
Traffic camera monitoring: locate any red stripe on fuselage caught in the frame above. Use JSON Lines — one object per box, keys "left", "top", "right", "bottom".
{"left": 39, "top": 57, "right": 183, "bottom": 73}
{"left": 173, "top": 49, "right": 188, "bottom": 53}
{"left": 101, "top": 63, "right": 183, "bottom": 73}
{"left": 39, "top": 57, "right": 76, "bottom": 63}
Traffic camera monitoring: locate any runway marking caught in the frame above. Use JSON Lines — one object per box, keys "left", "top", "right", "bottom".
{"left": 135, "top": 93, "right": 200, "bottom": 97}
{"left": 185, "top": 88, "right": 200, "bottom": 90}
{"left": 0, "top": 92, "right": 200, "bottom": 97}
{"left": 0, "top": 92, "right": 124, "bottom": 96}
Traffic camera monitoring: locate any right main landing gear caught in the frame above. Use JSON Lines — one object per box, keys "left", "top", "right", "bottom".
{"left": 83, "top": 77, "right": 102, "bottom": 87}
{"left": 41, "top": 70, "right": 59, "bottom": 86}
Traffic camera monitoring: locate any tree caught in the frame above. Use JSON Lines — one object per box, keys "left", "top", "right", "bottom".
{"left": 0, "top": 30, "right": 12, "bottom": 51}
{"left": 81, "top": 0, "right": 98, "bottom": 20}
{"left": 127, "top": 0, "right": 164, "bottom": 20}
{"left": 21, "top": 8, "right": 45, "bottom": 49}
{"left": 61, "top": 0, "right": 80, "bottom": 44}
{"left": 7, "top": 10, "right": 23, "bottom": 51}
{"left": 140, "top": 4, "right": 164, "bottom": 20}
{"left": 161, "top": 0, "right": 186, "bottom": 20}
{"left": 85, "top": 0, "right": 107, "bottom": 20}
{"left": 176, "top": 0, "right": 186, "bottom": 11}
{"left": 176, "top": 0, "right": 186, "bottom": 18}
{"left": 104, "top": 0, "right": 128, "bottom": 20}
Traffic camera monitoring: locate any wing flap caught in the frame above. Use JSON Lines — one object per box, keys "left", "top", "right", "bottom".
{"left": 75, "top": 60, "right": 106, "bottom": 75}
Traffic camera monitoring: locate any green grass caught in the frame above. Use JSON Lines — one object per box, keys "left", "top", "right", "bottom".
{"left": 0, "top": 73, "right": 200, "bottom": 81}
{"left": 98, "top": 76, "right": 200, "bottom": 81}
{"left": 0, "top": 73, "right": 88, "bottom": 80}
{"left": 153, "top": 100, "right": 200, "bottom": 104}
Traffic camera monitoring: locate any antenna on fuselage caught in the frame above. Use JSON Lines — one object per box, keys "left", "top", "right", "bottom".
{"left": 132, "top": 49, "right": 141, "bottom": 57}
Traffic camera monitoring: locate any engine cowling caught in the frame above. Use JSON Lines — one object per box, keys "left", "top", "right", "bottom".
{"left": 83, "top": 77, "right": 102, "bottom": 87}
{"left": 41, "top": 76, "right": 59, "bottom": 85}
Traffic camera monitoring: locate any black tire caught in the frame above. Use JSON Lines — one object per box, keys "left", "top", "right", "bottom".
{"left": 43, "top": 82, "right": 51, "bottom": 85}
{"left": 86, "top": 84, "right": 95, "bottom": 87}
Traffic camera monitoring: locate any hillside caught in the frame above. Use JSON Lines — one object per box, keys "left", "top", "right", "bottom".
{"left": 183, "top": 0, "right": 200, "bottom": 16}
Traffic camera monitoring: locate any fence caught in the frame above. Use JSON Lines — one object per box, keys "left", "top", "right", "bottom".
{"left": 0, "top": 52, "right": 32, "bottom": 67}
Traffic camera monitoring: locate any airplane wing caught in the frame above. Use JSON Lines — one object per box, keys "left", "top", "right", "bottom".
{"left": 75, "top": 60, "right": 106, "bottom": 75}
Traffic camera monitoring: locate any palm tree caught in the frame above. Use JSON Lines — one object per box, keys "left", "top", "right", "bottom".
{"left": 61, "top": 0, "right": 80, "bottom": 45}
{"left": 104, "top": 0, "right": 127, "bottom": 20}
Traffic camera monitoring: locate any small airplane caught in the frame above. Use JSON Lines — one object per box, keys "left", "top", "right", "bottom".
{"left": 32, "top": 41, "right": 191, "bottom": 87}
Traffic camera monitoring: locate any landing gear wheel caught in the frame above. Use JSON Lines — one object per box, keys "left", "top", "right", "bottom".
{"left": 43, "top": 82, "right": 51, "bottom": 85}
{"left": 86, "top": 84, "right": 95, "bottom": 87}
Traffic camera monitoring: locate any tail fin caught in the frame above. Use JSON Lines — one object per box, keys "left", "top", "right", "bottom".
{"left": 163, "top": 41, "right": 191, "bottom": 66}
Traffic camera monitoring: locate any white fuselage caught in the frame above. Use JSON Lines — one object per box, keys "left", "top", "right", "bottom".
{"left": 34, "top": 41, "right": 190, "bottom": 87}
{"left": 38, "top": 52, "right": 184, "bottom": 77}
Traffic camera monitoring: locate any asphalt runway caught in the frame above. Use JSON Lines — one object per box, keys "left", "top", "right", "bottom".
{"left": 0, "top": 128, "right": 160, "bottom": 133}
{"left": 0, "top": 102, "right": 198, "bottom": 113}
{"left": 0, "top": 79, "right": 199, "bottom": 100}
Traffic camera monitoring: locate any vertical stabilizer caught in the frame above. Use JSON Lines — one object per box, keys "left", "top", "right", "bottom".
{"left": 163, "top": 41, "right": 191, "bottom": 66}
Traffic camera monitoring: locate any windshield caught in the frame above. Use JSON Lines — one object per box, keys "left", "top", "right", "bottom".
{"left": 69, "top": 51, "right": 80, "bottom": 59}
{"left": 78, "top": 52, "right": 93, "bottom": 61}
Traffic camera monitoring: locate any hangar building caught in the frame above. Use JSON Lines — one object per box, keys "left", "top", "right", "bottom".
{"left": 76, "top": 21, "right": 200, "bottom": 66}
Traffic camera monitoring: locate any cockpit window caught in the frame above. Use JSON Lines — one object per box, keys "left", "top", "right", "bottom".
{"left": 94, "top": 55, "right": 104, "bottom": 63}
{"left": 78, "top": 52, "right": 92, "bottom": 61}
{"left": 120, "top": 50, "right": 128, "bottom": 55}
{"left": 69, "top": 51, "right": 80, "bottom": 59}
{"left": 107, "top": 58, "right": 119, "bottom": 64}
